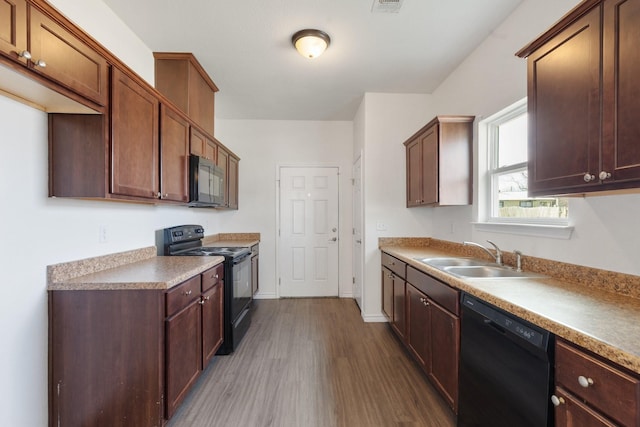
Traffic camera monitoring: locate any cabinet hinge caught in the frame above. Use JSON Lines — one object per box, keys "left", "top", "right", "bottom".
{"left": 352, "top": 277, "right": 355, "bottom": 284}
{"left": 351, "top": 178, "right": 355, "bottom": 185}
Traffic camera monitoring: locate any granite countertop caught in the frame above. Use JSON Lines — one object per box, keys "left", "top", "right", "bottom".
{"left": 47, "top": 246, "right": 224, "bottom": 291}
{"left": 202, "top": 232, "right": 260, "bottom": 248}
{"left": 380, "top": 239, "right": 640, "bottom": 375}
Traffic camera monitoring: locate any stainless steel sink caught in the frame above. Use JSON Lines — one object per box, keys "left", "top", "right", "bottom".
{"left": 416, "top": 257, "right": 496, "bottom": 268}
{"left": 443, "top": 265, "right": 545, "bottom": 279}
{"left": 414, "top": 257, "right": 546, "bottom": 280}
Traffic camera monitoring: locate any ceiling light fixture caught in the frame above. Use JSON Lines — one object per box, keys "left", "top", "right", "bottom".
{"left": 291, "top": 29, "right": 331, "bottom": 59}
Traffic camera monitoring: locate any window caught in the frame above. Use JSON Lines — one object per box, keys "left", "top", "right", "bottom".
{"left": 483, "top": 100, "right": 568, "bottom": 226}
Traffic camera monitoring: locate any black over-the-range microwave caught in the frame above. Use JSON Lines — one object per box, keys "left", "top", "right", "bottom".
{"left": 189, "top": 155, "right": 225, "bottom": 207}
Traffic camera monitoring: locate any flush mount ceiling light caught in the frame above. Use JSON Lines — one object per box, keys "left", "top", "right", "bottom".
{"left": 291, "top": 29, "right": 331, "bottom": 59}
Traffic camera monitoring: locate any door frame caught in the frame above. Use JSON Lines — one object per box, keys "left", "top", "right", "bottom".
{"left": 352, "top": 152, "right": 364, "bottom": 311}
{"left": 275, "top": 163, "right": 343, "bottom": 299}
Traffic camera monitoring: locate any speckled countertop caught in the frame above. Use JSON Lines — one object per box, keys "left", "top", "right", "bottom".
{"left": 47, "top": 246, "right": 224, "bottom": 291}
{"left": 202, "top": 232, "right": 260, "bottom": 248}
{"left": 380, "top": 237, "right": 640, "bottom": 375}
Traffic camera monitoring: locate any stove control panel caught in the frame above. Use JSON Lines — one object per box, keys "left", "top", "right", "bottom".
{"left": 166, "top": 225, "right": 204, "bottom": 244}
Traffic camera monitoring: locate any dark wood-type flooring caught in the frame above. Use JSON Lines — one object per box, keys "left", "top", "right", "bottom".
{"left": 168, "top": 298, "right": 456, "bottom": 427}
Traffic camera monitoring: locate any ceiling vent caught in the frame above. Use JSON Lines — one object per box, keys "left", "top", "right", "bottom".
{"left": 371, "top": 0, "right": 404, "bottom": 13}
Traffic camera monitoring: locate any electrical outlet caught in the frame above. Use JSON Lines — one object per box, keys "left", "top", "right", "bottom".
{"left": 376, "top": 221, "right": 387, "bottom": 231}
{"left": 99, "top": 225, "right": 108, "bottom": 243}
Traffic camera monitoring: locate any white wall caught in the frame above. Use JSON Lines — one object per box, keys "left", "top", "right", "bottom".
{"left": 215, "top": 119, "right": 354, "bottom": 298}
{"left": 427, "top": 0, "right": 640, "bottom": 276}
{"left": 357, "top": 93, "right": 435, "bottom": 319}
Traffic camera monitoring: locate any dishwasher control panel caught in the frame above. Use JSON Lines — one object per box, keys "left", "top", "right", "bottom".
{"left": 462, "top": 294, "right": 549, "bottom": 349}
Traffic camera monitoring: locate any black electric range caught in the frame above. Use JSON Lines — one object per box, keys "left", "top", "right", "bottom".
{"left": 158, "top": 225, "right": 252, "bottom": 354}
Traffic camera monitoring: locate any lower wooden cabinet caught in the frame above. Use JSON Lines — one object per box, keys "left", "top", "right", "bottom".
{"left": 381, "top": 251, "right": 460, "bottom": 413}
{"left": 49, "top": 263, "right": 225, "bottom": 425}
{"left": 406, "top": 282, "right": 460, "bottom": 411}
{"left": 49, "top": 289, "right": 165, "bottom": 426}
{"left": 553, "top": 339, "right": 640, "bottom": 426}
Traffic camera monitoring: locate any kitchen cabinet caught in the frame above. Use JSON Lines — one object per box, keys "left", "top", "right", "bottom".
{"left": 381, "top": 252, "right": 407, "bottom": 339}
{"left": 154, "top": 52, "right": 218, "bottom": 136}
{"left": 0, "top": 0, "right": 108, "bottom": 108}
{"left": 228, "top": 155, "right": 239, "bottom": 209}
{"left": 49, "top": 289, "right": 165, "bottom": 426}
{"left": 552, "top": 339, "right": 640, "bottom": 427}
{"left": 111, "top": 67, "right": 160, "bottom": 199}
{"left": 0, "top": 0, "right": 27, "bottom": 64}
{"left": 165, "top": 276, "right": 202, "bottom": 419}
{"left": 166, "top": 265, "right": 225, "bottom": 419}
{"left": 406, "top": 266, "right": 460, "bottom": 412}
{"left": 251, "top": 244, "right": 259, "bottom": 296}
{"left": 50, "top": 67, "right": 191, "bottom": 204}
{"left": 160, "top": 104, "right": 190, "bottom": 203}
{"left": 190, "top": 126, "right": 216, "bottom": 161}
{"left": 201, "top": 264, "right": 224, "bottom": 367}
{"left": 404, "top": 116, "right": 474, "bottom": 207}
{"left": 517, "top": 0, "right": 640, "bottom": 196}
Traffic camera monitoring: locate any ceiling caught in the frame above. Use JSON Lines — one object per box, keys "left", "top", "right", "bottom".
{"left": 101, "top": 0, "right": 524, "bottom": 121}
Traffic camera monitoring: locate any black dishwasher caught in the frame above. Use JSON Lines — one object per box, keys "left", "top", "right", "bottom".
{"left": 458, "top": 294, "right": 554, "bottom": 427}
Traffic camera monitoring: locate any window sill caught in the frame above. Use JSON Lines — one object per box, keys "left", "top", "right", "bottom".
{"left": 472, "top": 222, "right": 574, "bottom": 240}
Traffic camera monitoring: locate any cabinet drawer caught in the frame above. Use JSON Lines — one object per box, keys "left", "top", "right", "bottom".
{"left": 166, "top": 275, "right": 201, "bottom": 317}
{"left": 201, "top": 263, "right": 224, "bottom": 292}
{"left": 406, "top": 266, "right": 459, "bottom": 316}
{"left": 382, "top": 252, "right": 406, "bottom": 279}
{"left": 556, "top": 340, "right": 640, "bottom": 426}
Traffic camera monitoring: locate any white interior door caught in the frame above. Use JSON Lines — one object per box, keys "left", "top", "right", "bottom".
{"left": 352, "top": 156, "right": 363, "bottom": 309}
{"left": 279, "top": 166, "right": 339, "bottom": 297}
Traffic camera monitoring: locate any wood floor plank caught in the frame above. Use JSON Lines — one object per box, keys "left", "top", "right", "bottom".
{"left": 168, "top": 298, "right": 456, "bottom": 427}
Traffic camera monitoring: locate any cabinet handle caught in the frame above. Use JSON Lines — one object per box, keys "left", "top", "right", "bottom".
{"left": 550, "top": 395, "right": 565, "bottom": 407}
{"left": 419, "top": 297, "right": 429, "bottom": 306}
{"left": 183, "top": 290, "right": 192, "bottom": 296}
{"left": 33, "top": 59, "right": 47, "bottom": 68}
{"left": 163, "top": 193, "right": 168, "bottom": 198}
{"left": 578, "top": 375, "right": 594, "bottom": 388}
{"left": 18, "top": 50, "right": 32, "bottom": 60}
{"left": 583, "top": 173, "right": 596, "bottom": 182}
{"left": 599, "top": 171, "right": 611, "bottom": 180}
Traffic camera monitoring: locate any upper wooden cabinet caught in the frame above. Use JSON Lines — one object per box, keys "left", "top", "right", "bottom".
{"left": 50, "top": 68, "right": 190, "bottom": 204}
{"left": 0, "top": 0, "right": 108, "bottom": 108}
{"left": 189, "top": 126, "right": 216, "bottom": 161}
{"left": 154, "top": 52, "right": 218, "bottom": 136}
{"left": 0, "top": 0, "right": 27, "bottom": 64}
{"left": 404, "top": 116, "right": 474, "bottom": 207}
{"left": 517, "top": 0, "right": 640, "bottom": 196}
{"left": 111, "top": 67, "right": 160, "bottom": 199}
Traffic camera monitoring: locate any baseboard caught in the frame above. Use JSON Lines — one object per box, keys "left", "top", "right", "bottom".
{"left": 362, "top": 313, "right": 388, "bottom": 323}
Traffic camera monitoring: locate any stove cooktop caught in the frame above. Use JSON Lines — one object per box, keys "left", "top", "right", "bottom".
{"left": 180, "top": 246, "right": 250, "bottom": 258}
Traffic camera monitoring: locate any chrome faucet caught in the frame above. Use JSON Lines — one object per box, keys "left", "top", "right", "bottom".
{"left": 514, "top": 250, "right": 523, "bottom": 272}
{"left": 463, "top": 240, "right": 503, "bottom": 265}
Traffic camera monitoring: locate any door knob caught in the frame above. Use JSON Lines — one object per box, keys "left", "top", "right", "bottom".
{"left": 329, "top": 237, "right": 337, "bottom": 242}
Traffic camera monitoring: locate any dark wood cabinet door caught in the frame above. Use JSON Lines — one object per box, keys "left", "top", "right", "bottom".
{"left": 160, "top": 104, "right": 189, "bottom": 202}
{"left": 421, "top": 125, "right": 438, "bottom": 205}
{"left": 111, "top": 67, "right": 160, "bottom": 199}
{"left": 407, "top": 284, "right": 431, "bottom": 369}
{"left": 406, "top": 138, "right": 422, "bottom": 206}
{"left": 49, "top": 290, "right": 164, "bottom": 427}
{"left": 554, "top": 387, "right": 617, "bottom": 427}
{"left": 0, "top": 0, "right": 27, "bottom": 64}
{"left": 217, "top": 147, "right": 229, "bottom": 207}
{"left": 602, "top": 0, "right": 640, "bottom": 184}
{"left": 429, "top": 300, "right": 459, "bottom": 411}
{"left": 29, "top": 7, "right": 108, "bottom": 106}
{"left": 381, "top": 267, "right": 393, "bottom": 321}
{"left": 165, "top": 299, "right": 202, "bottom": 419}
{"left": 228, "top": 155, "right": 239, "bottom": 209}
{"left": 251, "top": 254, "right": 259, "bottom": 295}
{"left": 202, "top": 282, "right": 223, "bottom": 368}
{"left": 526, "top": 6, "right": 601, "bottom": 195}
{"left": 392, "top": 276, "right": 406, "bottom": 339}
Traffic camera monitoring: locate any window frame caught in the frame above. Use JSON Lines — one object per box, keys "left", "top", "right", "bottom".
{"left": 476, "top": 99, "right": 572, "bottom": 237}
